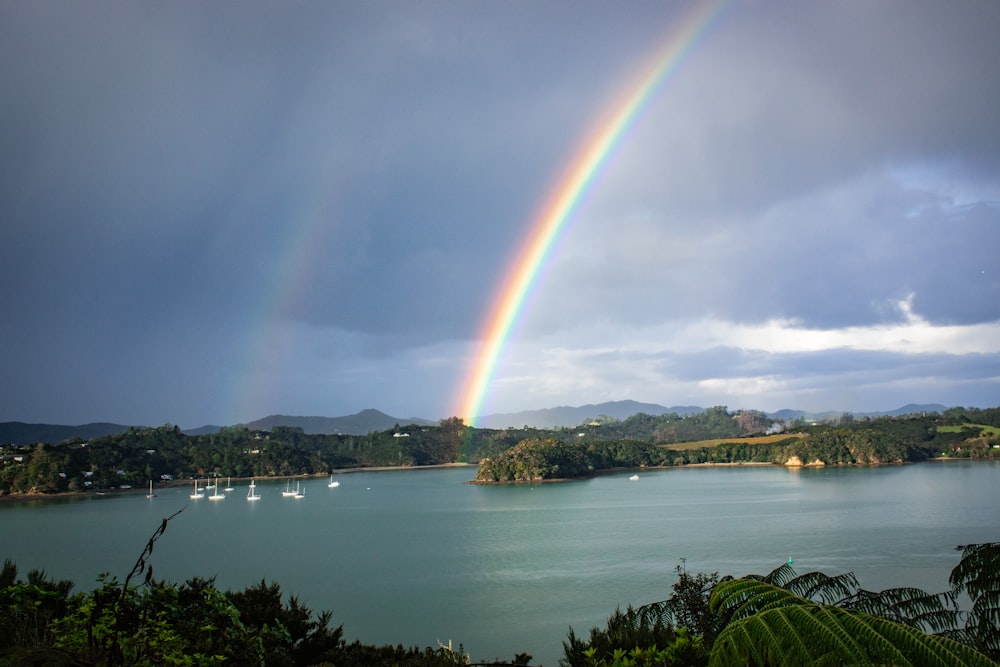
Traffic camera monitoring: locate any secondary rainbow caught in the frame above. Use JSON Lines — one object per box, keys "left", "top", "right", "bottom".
{"left": 454, "top": 0, "right": 729, "bottom": 426}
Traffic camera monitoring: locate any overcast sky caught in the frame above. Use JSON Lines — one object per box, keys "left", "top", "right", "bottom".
{"left": 2, "top": 1, "right": 998, "bottom": 428}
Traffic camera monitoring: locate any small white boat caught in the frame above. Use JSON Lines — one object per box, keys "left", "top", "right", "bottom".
{"left": 629, "top": 474, "right": 640, "bottom": 481}
{"left": 208, "top": 480, "right": 225, "bottom": 500}
{"left": 224, "top": 476, "right": 234, "bottom": 492}
{"left": 293, "top": 481, "right": 305, "bottom": 499}
{"left": 281, "top": 479, "right": 298, "bottom": 497}
{"left": 328, "top": 474, "right": 340, "bottom": 488}
{"left": 146, "top": 480, "right": 156, "bottom": 499}
{"left": 247, "top": 479, "right": 261, "bottom": 501}
{"left": 190, "top": 480, "right": 204, "bottom": 499}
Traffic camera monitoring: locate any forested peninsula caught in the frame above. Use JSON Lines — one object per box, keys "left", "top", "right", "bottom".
{"left": 2, "top": 406, "right": 998, "bottom": 497}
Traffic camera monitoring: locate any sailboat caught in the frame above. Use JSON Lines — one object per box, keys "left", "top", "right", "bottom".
{"left": 246, "top": 479, "right": 261, "bottom": 501}
{"left": 190, "top": 480, "right": 204, "bottom": 499}
{"left": 328, "top": 474, "right": 340, "bottom": 488}
{"left": 146, "top": 480, "right": 156, "bottom": 499}
{"left": 208, "top": 478, "right": 226, "bottom": 500}
{"left": 223, "top": 476, "right": 234, "bottom": 492}
{"left": 293, "top": 480, "right": 305, "bottom": 499}
{"left": 281, "top": 479, "right": 298, "bottom": 497}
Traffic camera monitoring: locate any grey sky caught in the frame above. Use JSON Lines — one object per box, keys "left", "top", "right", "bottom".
{"left": 2, "top": 1, "right": 997, "bottom": 427}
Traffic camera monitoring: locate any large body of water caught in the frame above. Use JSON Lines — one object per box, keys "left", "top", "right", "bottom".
{"left": 2, "top": 461, "right": 998, "bottom": 665}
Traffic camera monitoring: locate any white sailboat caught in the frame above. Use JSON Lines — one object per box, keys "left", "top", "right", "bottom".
{"left": 281, "top": 479, "right": 298, "bottom": 497}
{"left": 246, "top": 479, "right": 261, "bottom": 501}
{"left": 208, "top": 478, "right": 225, "bottom": 500}
{"left": 146, "top": 480, "right": 156, "bottom": 498}
{"left": 293, "top": 480, "right": 305, "bottom": 499}
{"left": 328, "top": 474, "right": 340, "bottom": 488}
{"left": 190, "top": 480, "right": 204, "bottom": 499}
{"left": 224, "top": 476, "right": 234, "bottom": 492}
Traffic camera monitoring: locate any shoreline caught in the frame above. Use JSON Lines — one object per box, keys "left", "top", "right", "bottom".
{"left": 0, "top": 462, "right": 477, "bottom": 504}
{"left": 2, "top": 457, "right": 987, "bottom": 501}
{"left": 467, "top": 461, "right": 776, "bottom": 485}
{"left": 467, "top": 457, "right": 991, "bottom": 484}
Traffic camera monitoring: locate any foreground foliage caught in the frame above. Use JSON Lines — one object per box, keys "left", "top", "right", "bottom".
{"left": 0, "top": 513, "right": 529, "bottom": 667}
{"left": 564, "top": 544, "right": 1000, "bottom": 666}
{"left": 2, "top": 515, "right": 997, "bottom": 667}
{"left": 710, "top": 580, "right": 992, "bottom": 667}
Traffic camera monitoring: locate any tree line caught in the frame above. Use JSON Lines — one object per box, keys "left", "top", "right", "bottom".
{"left": 476, "top": 410, "right": 1000, "bottom": 483}
{"left": 3, "top": 407, "right": 998, "bottom": 496}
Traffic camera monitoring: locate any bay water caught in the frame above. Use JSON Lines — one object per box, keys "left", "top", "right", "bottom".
{"left": 2, "top": 461, "right": 998, "bottom": 666}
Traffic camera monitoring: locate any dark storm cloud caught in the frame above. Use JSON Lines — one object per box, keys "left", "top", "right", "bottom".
{"left": 1, "top": 1, "right": 997, "bottom": 425}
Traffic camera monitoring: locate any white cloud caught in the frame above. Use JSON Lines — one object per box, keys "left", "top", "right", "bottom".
{"left": 478, "top": 300, "right": 1000, "bottom": 415}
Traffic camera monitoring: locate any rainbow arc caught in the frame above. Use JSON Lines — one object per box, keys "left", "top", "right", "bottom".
{"left": 454, "top": 0, "right": 729, "bottom": 426}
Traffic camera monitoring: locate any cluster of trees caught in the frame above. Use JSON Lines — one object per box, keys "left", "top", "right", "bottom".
{"left": 942, "top": 406, "right": 1000, "bottom": 427}
{"left": 474, "top": 438, "right": 596, "bottom": 483}
{"left": 555, "top": 407, "right": 774, "bottom": 444}
{"left": 563, "top": 543, "right": 1000, "bottom": 666}
{"left": 476, "top": 412, "right": 1000, "bottom": 482}
{"left": 676, "top": 426, "right": 939, "bottom": 467}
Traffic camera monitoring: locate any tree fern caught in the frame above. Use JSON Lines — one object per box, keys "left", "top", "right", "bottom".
{"left": 950, "top": 542, "right": 1000, "bottom": 660}
{"left": 708, "top": 580, "right": 997, "bottom": 667}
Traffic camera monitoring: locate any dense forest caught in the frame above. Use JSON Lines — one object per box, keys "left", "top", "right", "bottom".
{"left": 1, "top": 406, "right": 998, "bottom": 496}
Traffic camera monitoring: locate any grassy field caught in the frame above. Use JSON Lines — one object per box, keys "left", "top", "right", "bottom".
{"left": 662, "top": 432, "right": 807, "bottom": 451}
{"left": 938, "top": 423, "right": 1000, "bottom": 438}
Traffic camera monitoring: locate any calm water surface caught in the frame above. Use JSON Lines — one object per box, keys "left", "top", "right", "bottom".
{"left": 2, "top": 461, "right": 998, "bottom": 666}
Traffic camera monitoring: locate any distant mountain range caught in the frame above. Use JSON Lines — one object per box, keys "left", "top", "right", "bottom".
{"left": 471, "top": 400, "right": 704, "bottom": 429}
{"left": 0, "top": 402, "right": 951, "bottom": 444}
{"left": 239, "top": 409, "right": 436, "bottom": 435}
{"left": 0, "top": 422, "right": 136, "bottom": 445}
{"left": 0, "top": 409, "right": 438, "bottom": 444}
{"left": 469, "top": 401, "right": 949, "bottom": 429}
{"left": 768, "top": 403, "right": 950, "bottom": 422}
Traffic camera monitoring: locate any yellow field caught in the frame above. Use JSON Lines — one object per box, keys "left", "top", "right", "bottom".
{"left": 661, "top": 432, "right": 807, "bottom": 451}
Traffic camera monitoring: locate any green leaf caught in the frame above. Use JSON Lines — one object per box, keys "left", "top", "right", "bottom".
{"left": 708, "top": 582, "right": 998, "bottom": 667}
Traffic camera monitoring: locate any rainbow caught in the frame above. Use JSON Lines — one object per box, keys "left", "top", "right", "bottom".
{"left": 454, "top": 0, "right": 729, "bottom": 426}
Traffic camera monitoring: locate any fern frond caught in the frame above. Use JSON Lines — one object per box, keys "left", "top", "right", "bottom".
{"left": 757, "top": 562, "right": 796, "bottom": 587}
{"left": 970, "top": 588, "right": 1000, "bottom": 625}
{"left": 842, "top": 587, "right": 960, "bottom": 633}
{"left": 632, "top": 599, "right": 675, "bottom": 629}
{"left": 950, "top": 542, "right": 1000, "bottom": 601}
{"left": 709, "top": 579, "right": 810, "bottom": 622}
{"left": 786, "top": 570, "right": 859, "bottom": 604}
{"left": 709, "top": 604, "right": 998, "bottom": 667}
